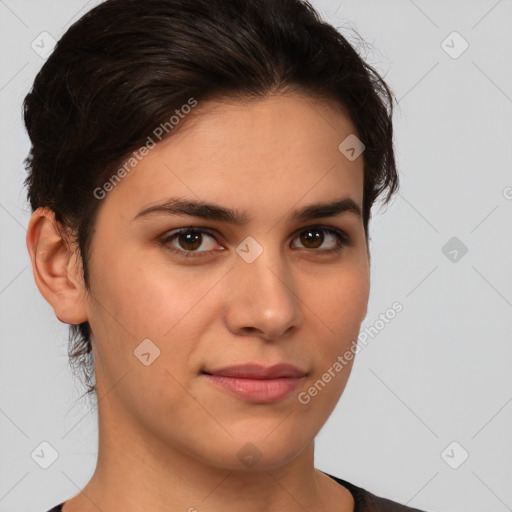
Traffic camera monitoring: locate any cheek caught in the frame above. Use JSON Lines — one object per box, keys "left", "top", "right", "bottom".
{"left": 301, "top": 263, "right": 368, "bottom": 395}
{"left": 91, "top": 251, "right": 222, "bottom": 339}
{"left": 86, "top": 251, "right": 229, "bottom": 397}
{"left": 306, "top": 262, "right": 369, "bottom": 337}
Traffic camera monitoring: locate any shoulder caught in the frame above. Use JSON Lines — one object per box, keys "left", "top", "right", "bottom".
{"left": 44, "top": 504, "right": 63, "bottom": 512}
{"left": 323, "top": 472, "right": 433, "bottom": 512}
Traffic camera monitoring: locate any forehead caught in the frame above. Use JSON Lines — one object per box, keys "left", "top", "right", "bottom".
{"left": 98, "top": 93, "right": 364, "bottom": 224}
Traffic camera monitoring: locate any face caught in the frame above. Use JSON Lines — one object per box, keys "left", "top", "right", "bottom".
{"left": 81, "top": 93, "right": 369, "bottom": 470}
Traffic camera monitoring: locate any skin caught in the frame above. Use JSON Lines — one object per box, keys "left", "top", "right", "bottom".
{"left": 26, "top": 92, "right": 370, "bottom": 512}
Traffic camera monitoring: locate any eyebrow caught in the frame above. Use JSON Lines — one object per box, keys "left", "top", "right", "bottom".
{"left": 132, "top": 196, "right": 362, "bottom": 224}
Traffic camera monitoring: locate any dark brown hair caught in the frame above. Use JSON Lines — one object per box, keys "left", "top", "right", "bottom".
{"left": 23, "top": 0, "right": 399, "bottom": 401}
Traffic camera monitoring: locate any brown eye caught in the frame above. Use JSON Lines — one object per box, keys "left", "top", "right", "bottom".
{"left": 299, "top": 229, "right": 324, "bottom": 249}
{"left": 176, "top": 231, "right": 203, "bottom": 251}
{"left": 292, "top": 226, "right": 350, "bottom": 253}
{"left": 160, "top": 225, "right": 351, "bottom": 260}
{"left": 161, "top": 228, "right": 220, "bottom": 257}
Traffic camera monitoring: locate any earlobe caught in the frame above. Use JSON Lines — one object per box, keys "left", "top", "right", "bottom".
{"left": 26, "top": 207, "right": 89, "bottom": 325}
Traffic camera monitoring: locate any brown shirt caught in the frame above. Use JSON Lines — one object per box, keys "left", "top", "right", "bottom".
{"left": 45, "top": 472, "right": 431, "bottom": 512}
{"left": 323, "top": 472, "right": 430, "bottom": 511}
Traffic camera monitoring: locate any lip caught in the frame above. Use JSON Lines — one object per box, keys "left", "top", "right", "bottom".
{"left": 202, "top": 363, "right": 307, "bottom": 403}
{"left": 203, "top": 363, "right": 307, "bottom": 379}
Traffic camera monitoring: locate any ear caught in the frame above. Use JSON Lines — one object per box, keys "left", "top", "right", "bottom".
{"left": 26, "top": 207, "right": 88, "bottom": 325}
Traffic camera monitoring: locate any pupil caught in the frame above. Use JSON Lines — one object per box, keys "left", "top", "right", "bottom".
{"left": 181, "top": 232, "right": 201, "bottom": 250}
{"left": 303, "top": 230, "right": 322, "bottom": 248}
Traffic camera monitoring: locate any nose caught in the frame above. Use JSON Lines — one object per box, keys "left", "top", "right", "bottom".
{"left": 223, "top": 242, "right": 303, "bottom": 341}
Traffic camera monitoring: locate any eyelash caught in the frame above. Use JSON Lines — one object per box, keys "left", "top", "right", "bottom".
{"left": 159, "top": 225, "right": 352, "bottom": 259}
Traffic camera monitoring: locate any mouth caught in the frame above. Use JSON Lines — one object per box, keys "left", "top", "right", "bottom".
{"left": 201, "top": 363, "right": 307, "bottom": 403}
{"left": 202, "top": 362, "right": 307, "bottom": 379}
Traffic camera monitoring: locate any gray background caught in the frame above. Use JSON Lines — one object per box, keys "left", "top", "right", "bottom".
{"left": 1, "top": 1, "right": 511, "bottom": 511}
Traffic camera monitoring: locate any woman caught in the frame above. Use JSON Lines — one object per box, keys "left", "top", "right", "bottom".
{"left": 23, "top": 0, "right": 432, "bottom": 510}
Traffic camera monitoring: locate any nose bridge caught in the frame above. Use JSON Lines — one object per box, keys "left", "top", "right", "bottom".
{"left": 227, "top": 235, "right": 302, "bottom": 338}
